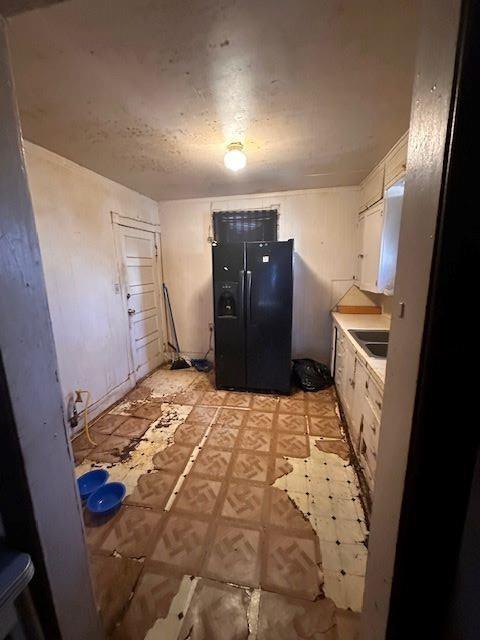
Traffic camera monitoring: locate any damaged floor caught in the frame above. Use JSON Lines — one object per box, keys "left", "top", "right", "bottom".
{"left": 73, "top": 367, "right": 366, "bottom": 639}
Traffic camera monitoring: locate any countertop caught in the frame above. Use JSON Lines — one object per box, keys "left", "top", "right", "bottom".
{"left": 331, "top": 312, "right": 391, "bottom": 389}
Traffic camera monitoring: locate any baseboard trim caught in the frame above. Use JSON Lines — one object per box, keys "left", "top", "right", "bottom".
{"left": 70, "top": 374, "right": 135, "bottom": 438}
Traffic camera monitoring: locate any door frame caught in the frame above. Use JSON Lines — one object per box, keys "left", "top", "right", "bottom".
{"left": 361, "top": 0, "right": 467, "bottom": 637}
{"left": 111, "top": 211, "right": 167, "bottom": 384}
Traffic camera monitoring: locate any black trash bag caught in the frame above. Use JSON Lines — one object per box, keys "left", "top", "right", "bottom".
{"left": 292, "top": 359, "right": 333, "bottom": 392}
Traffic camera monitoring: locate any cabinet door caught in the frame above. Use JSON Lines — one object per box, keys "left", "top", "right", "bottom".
{"left": 359, "top": 163, "right": 385, "bottom": 212}
{"left": 384, "top": 133, "right": 408, "bottom": 188}
{"left": 350, "top": 359, "right": 367, "bottom": 451}
{"left": 334, "top": 330, "right": 346, "bottom": 399}
{"left": 360, "top": 202, "right": 384, "bottom": 293}
{"left": 356, "top": 214, "right": 365, "bottom": 281}
{"left": 342, "top": 343, "right": 356, "bottom": 419}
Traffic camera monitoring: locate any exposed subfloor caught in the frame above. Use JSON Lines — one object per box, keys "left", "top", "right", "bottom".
{"left": 73, "top": 367, "right": 366, "bottom": 639}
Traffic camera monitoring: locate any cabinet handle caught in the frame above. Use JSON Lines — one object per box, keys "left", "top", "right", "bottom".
{"left": 375, "top": 400, "right": 382, "bottom": 410}
{"left": 358, "top": 253, "right": 364, "bottom": 259}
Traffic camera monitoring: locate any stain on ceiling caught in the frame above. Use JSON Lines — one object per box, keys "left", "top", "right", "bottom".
{"left": 7, "top": 0, "right": 419, "bottom": 200}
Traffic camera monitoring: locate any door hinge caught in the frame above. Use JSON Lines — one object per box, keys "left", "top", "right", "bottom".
{"left": 154, "top": 244, "right": 158, "bottom": 258}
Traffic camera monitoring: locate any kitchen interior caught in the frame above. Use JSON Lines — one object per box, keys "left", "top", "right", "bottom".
{"left": 1, "top": 1, "right": 421, "bottom": 639}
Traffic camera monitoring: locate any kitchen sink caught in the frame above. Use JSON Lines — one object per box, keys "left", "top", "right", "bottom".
{"left": 364, "top": 342, "right": 388, "bottom": 358}
{"left": 348, "top": 329, "right": 389, "bottom": 359}
{"left": 349, "top": 330, "right": 389, "bottom": 343}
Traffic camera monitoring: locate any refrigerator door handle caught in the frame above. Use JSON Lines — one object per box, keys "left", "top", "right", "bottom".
{"left": 239, "top": 269, "right": 245, "bottom": 321}
{"left": 246, "top": 270, "right": 252, "bottom": 324}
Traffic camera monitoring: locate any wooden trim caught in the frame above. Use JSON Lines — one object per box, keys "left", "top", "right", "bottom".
{"left": 336, "top": 305, "right": 382, "bottom": 314}
{"left": 111, "top": 210, "right": 161, "bottom": 232}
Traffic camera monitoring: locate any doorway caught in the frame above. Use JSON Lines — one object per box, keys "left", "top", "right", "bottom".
{"left": 113, "top": 214, "right": 165, "bottom": 383}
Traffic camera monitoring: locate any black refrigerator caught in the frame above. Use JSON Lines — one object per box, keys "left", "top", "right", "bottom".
{"left": 212, "top": 239, "right": 293, "bottom": 394}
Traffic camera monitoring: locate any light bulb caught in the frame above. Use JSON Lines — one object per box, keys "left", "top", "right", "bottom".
{"left": 224, "top": 143, "right": 247, "bottom": 171}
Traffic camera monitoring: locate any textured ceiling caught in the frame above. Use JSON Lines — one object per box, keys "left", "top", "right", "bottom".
{"left": 8, "top": 0, "right": 419, "bottom": 200}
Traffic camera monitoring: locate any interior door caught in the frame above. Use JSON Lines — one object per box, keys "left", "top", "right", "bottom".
{"left": 119, "top": 226, "right": 163, "bottom": 381}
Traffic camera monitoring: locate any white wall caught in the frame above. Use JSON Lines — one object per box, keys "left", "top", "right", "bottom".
{"left": 24, "top": 141, "right": 159, "bottom": 417}
{"left": 159, "top": 188, "right": 358, "bottom": 364}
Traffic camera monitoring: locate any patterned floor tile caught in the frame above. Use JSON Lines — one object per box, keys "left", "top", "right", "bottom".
{"left": 278, "top": 398, "right": 306, "bottom": 415}
{"left": 309, "top": 417, "right": 343, "bottom": 438}
{"left": 257, "top": 591, "right": 336, "bottom": 640}
{"left": 172, "top": 475, "right": 222, "bottom": 515}
{"left": 101, "top": 506, "right": 163, "bottom": 557}
{"left": 174, "top": 422, "right": 207, "bottom": 446}
{"left": 83, "top": 508, "right": 121, "bottom": 550}
{"left": 112, "top": 568, "right": 182, "bottom": 640}
{"left": 263, "top": 530, "right": 322, "bottom": 600}
{"left": 202, "top": 523, "right": 261, "bottom": 587}
{"left": 245, "top": 411, "right": 275, "bottom": 430}
{"left": 238, "top": 429, "right": 271, "bottom": 453}
{"left": 224, "top": 392, "right": 253, "bottom": 409}
{"left": 276, "top": 433, "right": 310, "bottom": 458}
{"left": 198, "top": 390, "right": 228, "bottom": 406}
{"left": 221, "top": 481, "right": 265, "bottom": 523}
{"left": 267, "top": 488, "right": 313, "bottom": 533}
{"left": 125, "top": 386, "right": 152, "bottom": 403}
{"left": 192, "top": 375, "right": 217, "bottom": 391}
{"left": 125, "top": 471, "right": 178, "bottom": 510}
{"left": 252, "top": 395, "right": 279, "bottom": 412}
{"left": 90, "top": 554, "right": 143, "bottom": 635}
{"left": 151, "top": 513, "right": 209, "bottom": 574}
{"left": 91, "top": 413, "right": 128, "bottom": 436}
{"left": 306, "top": 402, "right": 337, "bottom": 418}
{"left": 214, "top": 407, "right": 248, "bottom": 428}
{"left": 114, "top": 416, "right": 152, "bottom": 439}
{"left": 207, "top": 426, "right": 239, "bottom": 450}
{"left": 72, "top": 431, "right": 104, "bottom": 464}
{"left": 172, "top": 390, "right": 204, "bottom": 405}
{"left": 128, "top": 402, "right": 163, "bottom": 422}
{"left": 315, "top": 439, "right": 349, "bottom": 460}
{"left": 186, "top": 405, "right": 218, "bottom": 424}
{"left": 192, "top": 448, "right": 232, "bottom": 479}
{"left": 306, "top": 389, "right": 334, "bottom": 402}
{"left": 153, "top": 443, "right": 193, "bottom": 473}
{"left": 231, "top": 451, "right": 270, "bottom": 483}
{"left": 270, "top": 458, "right": 294, "bottom": 484}
{"left": 178, "top": 579, "right": 250, "bottom": 640}
{"left": 89, "top": 434, "right": 133, "bottom": 463}
{"left": 276, "top": 413, "right": 307, "bottom": 434}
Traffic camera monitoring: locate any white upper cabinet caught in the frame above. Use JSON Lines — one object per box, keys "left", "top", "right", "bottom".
{"left": 358, "top": 163, "right": 385, "bottom": 213}
{"left": 358, "top": 202, "right": 384, "bottom": 293}
{"left": 356, "top": 131, "right": 408, "bottom": 295}
{"left": 384, "top": 132, "right": 408, "bottom": 189}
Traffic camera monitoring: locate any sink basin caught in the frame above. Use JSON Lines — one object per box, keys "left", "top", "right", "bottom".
{"left": 349, "top": 330, "right": 389, "bottom": 343}
{"left": 364, "top": 342, "right": 388, "bottom": 358}
{"left": 348, "top": 329, "right": 389, "bottom": 359}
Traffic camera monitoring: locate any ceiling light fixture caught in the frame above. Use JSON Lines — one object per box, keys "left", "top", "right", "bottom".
{"left": 224, "top": 142, "right": 247, "bottom": 172}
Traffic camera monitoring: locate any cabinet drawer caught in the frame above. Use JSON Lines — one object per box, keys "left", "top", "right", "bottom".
{"left": 384, "top": 133, "right": 408, "bottom": 188}
{"left": 360, "top": 436, "right": 377, "bottom": 477}
{"left": 365, "top": 376, "right": 383, "bottom": 418}
{"left": 360, "top": 439, "right": 376, "bottom": 491}
{"left": 362, "top": 400, "right": 380, "bottom": 452}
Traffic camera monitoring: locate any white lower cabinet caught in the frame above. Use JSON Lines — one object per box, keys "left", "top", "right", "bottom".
{"left": 333, "top": 325, "right": 384, "bottom": 496}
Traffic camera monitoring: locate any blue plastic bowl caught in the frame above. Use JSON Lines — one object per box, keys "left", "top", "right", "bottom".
{"left": 77, "top": 469, "right": 109, "bottom": 500}
{"left": 86, "top": 482, "right": 126, "bottom": 515}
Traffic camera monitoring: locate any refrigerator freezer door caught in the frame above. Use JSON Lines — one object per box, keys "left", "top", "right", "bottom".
{"left": 212, "top": 243, "right": 246, "bottom": 388}
{"left": 245, "top": 240, "right": 293, "bottom": 393}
